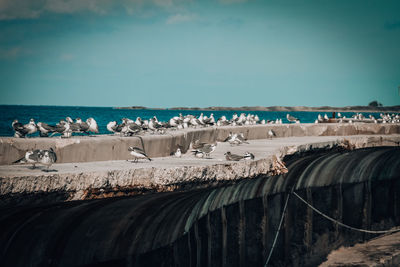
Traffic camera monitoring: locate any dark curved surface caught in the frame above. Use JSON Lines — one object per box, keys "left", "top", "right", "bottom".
{"left": 1, "top": 147, "right": 399, "bottom": 266}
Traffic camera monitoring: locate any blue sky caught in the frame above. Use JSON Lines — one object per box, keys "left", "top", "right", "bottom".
{"left": 0, "top": 0, "right": 399, "bottom": 107}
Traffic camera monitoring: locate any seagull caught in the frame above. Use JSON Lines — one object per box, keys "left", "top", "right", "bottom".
{"left": 13, "top": 148, "right": 57, "bottom": 171}
{"left": 224, "top": 151, "right": 244, "bottom": 161}
{"left": 148, "top": 118, "right": 163, "bottom": 133}
{"left": 40, "top": 148, "right": 58, "bottom": 171}
{"left": 286, "top": 114, "right": 298, "bottom": 123}
{"left": 107, "top": 121, "right": 118, "bottom": 133}
{"left": 236, "top": 133, "right": 249, "bottom": 144}
{"left": 192, "top": 150, "right": 205, "bottom": 158}
{"left": 224, "top": 132, "right": 235, "bottom": 142}
{"left": 135, "top": 117, "right": 143, "bottom": 126}
{"left": 169, "top": 117, "right": 180, "bottom": 128}
{"left": 192, "top": 143, "right": 217, "bottom": 158}
{"left": 224, "top": 133, "right": 241, "bottom": 146}
{"left": 75, "top": 118, "right": 98, "bottom": 134}
{"left": 121, "top": 122, "right": 141, "bottom": 136}
{"left": 66, "top": 117, "right": 81, "bottom": 133}
{"left": 12, "top": 119, "right": 37, "bottom": 138}
{"left": 191, "top": 139, "right": 209, "bottom": 149}
{"left": 128, "top": 147, "right": 152, "bottom": 162}
{"left": 189, "top": 117, "right": 201, "bottom": 128}
{"left": 244, "top": 151, "right": 255, "bottom": 160}
{"left": 13, "top": 149, "right": 42, "bottom": 168}
{"left": 198, "top": 113, "right": 206, "bottom": 126}
{"left": 51, "top": 120, "right": 71, "bottom": 137}
{"left": 75, "top": 118, "right": 89, "bottom": 133}
{"left": 268, "top": 129, "right": 276, "bottom": 139}
{"left": 87, "top": 118, "right": 99, "bottom": 133}
{"left": 37, "top": 122, "right": 55, "bottom": 137}
{"left": 174, "top": 147, "right": 182, "bottom": 158}
{"left": 209, "top": 113, "right": 216, "bottom": 125}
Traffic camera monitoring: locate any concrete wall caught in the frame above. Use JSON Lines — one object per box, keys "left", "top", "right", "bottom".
{"left": 1, "top": 147, "right": 399, "bottom": 267}
{"left": 1, "top": 123, "right": 399, "bottom": 165}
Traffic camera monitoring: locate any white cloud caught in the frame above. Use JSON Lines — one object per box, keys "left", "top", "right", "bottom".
{"left": 0, "top": 0, "right": 191, "bottom": 20}
{"left": 166, "top": 13, "right": 195, "bottom": 24}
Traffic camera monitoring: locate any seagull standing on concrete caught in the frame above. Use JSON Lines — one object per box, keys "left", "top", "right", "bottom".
{"left": 174, "top": 148, "right": 182, "bottom": 158}
{"left": 286, "top": 114, "right": 298, "bottom": 123}
{"left": 13, "top": 148, "right": 57, "bottom": 171}
{"left": 37, "top": 122, "right": 55, "bottom": 137}
{"left": 12, "top": 119, "right": 37, "bottom": 138}
{"left": 237, "top": 133, "right": 249, "bottom": 144}
{"left": 107, "top": 121, "right": 118, "bottom": 133}
{"left": 128, "top": 147, "right": 152, "bottom": 162}
{"left": 13, "top": 149, "right": 43, "bottom": 169}
{"left": 225, "top": 151, "right": 244, "bottom": 161}
{"left": 50, "top": 120, "right": 71, "bottom": 137}
{"left": 40, "top": 148, "right": 57, "bottom": 171}
{"left": 192, "top": 143, "right": 217, "bottom": 158}
{"left": 268, "top": 129, "right": 276, "bottom": 139}
{"left": 244, "top": 151, "right": 255, "bottom": 160}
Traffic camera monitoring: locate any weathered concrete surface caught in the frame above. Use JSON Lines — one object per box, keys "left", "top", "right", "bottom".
{"left": 1, "top": 135, "right": 399, "bottom": 202}
{"left": 320, "top": 231, "right": 400, "bottom": 267}
{"left": 1, "top": 123, "right": 399, "bottom": 165}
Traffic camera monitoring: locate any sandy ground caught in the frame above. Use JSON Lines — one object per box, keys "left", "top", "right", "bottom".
{"left": 320, "top": 231, "right": 400, "bottom": 266}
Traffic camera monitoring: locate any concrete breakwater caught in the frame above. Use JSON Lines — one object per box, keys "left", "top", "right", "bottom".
{"left": 1, "top": 123, "right": 399, "bottom": 165}
{"left": 1, "top": 135, "right": 400, "bottom": 205}
{"left": 1, "top": 147, "right": 399, "bottom": 266}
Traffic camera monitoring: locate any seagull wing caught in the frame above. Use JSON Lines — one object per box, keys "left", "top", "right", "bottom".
{"left": 41, "top": 123, "right": 55, "bottom": 131}
{"left": 79, "top": 122, "right": 89, "bottom": 132}
{"left": 54, "top": 124, "right": 66, "bottom": 133}
{"left": 49, "top": 149, "right": 57, "bottom": 163}
{"left": 230, "top": 153, "right": 244, "bottom": 161}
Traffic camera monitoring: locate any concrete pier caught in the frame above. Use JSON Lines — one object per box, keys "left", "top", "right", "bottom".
{"left": 1, "top": 123, "right": 400, "bottom": 266}
{"left": 1, "top": 134, "right": 399, "bottom": 203}
{"left": 1, "top": 123, "right": 399, "bottom": 165}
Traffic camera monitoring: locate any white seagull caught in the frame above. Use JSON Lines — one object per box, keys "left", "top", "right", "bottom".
{"left": 128, "top": 147, "right": 152, "bottom": 162}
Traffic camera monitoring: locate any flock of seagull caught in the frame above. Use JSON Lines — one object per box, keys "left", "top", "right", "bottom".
{"left": 120, "top": 132, "right": 257, "bottom": 164}
{"left": 12, "top": 129, "right": 260, "bottom": 171}
{"left": 11, "top": 112, "right": 284, "bottom": 138}
{"left": 11, "top": 112, "right": 399, "bottom": 139}
{"left": 315, "top": 112, "right": 400, "bottom": 124}
{"left": 12, "top": 117, "right": 99, "bottom": 138}
{"left": 9, "top": 111, "right": 399, "bottom": 172}
{"left": 14, "top": 112, "right": 400, "bottom": 139}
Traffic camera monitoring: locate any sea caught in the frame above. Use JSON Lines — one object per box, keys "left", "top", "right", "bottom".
{"left": 0, "top": 105, "right": 384, "bottom": 137}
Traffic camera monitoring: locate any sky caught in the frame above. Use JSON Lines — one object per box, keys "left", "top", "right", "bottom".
{"left": 0, "top": 0, "right": 399, "bottom": 108}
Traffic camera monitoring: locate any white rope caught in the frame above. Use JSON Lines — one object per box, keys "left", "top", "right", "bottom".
{"left": 264, "top": 193, "right": 291, "bottom": 267}
{"left": 293, "top": 191, "right": 400, "bottom": 234}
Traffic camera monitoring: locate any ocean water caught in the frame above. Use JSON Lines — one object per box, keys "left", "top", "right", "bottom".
{"left": 0, "top": 105, "right": 383, "bottom": 137}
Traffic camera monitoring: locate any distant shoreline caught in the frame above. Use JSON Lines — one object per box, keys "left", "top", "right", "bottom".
{"left": 114, "top": 105, "right": 400, "bottom": 113}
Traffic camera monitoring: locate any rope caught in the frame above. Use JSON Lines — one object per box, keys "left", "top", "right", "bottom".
{"left": 264, "top": 192, "right": 291, "bottom": 267}
{"left": 263, "top": 190, "right": 400, "bottom": 266}
{"left": 293, "top": 191, "right": 400, "bottom": 234}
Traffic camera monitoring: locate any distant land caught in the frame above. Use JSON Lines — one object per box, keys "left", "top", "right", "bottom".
{"left": 115, "top": 105, "right": 400, "bottom": 112}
